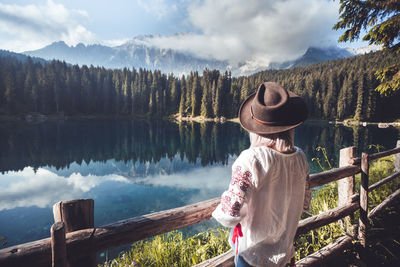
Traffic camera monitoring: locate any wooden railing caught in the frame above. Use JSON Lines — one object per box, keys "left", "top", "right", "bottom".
{"left": 0, "top": 141, "right": 399, "bottom": 267}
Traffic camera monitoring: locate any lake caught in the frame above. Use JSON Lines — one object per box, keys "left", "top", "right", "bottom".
{"left": 0, "top": 119, "right": 398, "bottom": 261}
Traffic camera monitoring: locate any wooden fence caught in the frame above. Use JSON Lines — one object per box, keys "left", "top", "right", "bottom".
{"left": 0, "top": 141, "right": 399, "bottom": 267}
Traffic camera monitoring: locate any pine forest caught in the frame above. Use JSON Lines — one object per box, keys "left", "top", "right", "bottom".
{"left": 0, "top": 49, "right": 399, "bottom": 121}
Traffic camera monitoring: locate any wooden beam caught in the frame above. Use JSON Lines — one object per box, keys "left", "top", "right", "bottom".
{"left": 369, "top": 172, "right": 400, "bottom": 192}
{"left": 53, "top": 199, "right": 95, "bottom": 267}
{"left": 349, "top": 146, "right": 400, "bottom": 165}
{"left": 358, "top": 153, "right": 369, "bottom": 249}
{"left": 338, "top": 147, "right": 356, "bottom": 206}
{"left": 396, "top": 140, "right": 400, "bottom": 172}
{"left": 309, "top": 165, "right": 360, "bottom": 188}
{"left": 194, "top": 250, "right": 234, "bottom": 267}
{"left": 368, "top": 188, "right": 400, "bottom": 219}
{"left": 53, "top": 199, "right": 94, "bottom": 233}
{"left": 296, "top": 195, "right": 359, "bottom": 237}
{"left": 369, "top": 146, "right": 400, "bottom": 161}
{"left": 0, "top": 197, "right": 221, "bottom": 267}
{"left": 51, "top": 222, "right": 67, "bottom": 267}
{"left": 296, "top": 235, "right": 352, "bottom": 266}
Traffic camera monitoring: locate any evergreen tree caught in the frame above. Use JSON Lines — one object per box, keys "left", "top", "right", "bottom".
{"left": 200, "top": 83, "right": 212, "bottom": 118}
{"left": 191, "top": 72, "right": 201, "bottom": 116}
{"left": 334, "top": 0, "right": 400, "bottom": 95}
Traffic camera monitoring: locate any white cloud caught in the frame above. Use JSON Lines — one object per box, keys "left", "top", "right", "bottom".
{"left": 101, "top": 38, "right": 132, "bottom": 47}
{"left": 0, "top": 167, "right": 130, "bottom": 211}
{"left": 349, "top": 44, "right": 382, "bottom": 55}
{"left": 144, "top": 0, "right": 342, "bottom": 69}
{"left": 0, "top": 0, "right": 96, "bottom": 52}
{"left": 128, "top": 162, "right": 232, "bottom": 203}
{"left": 0, "top": 161, "right": 232, "bottom": 211}
{"left": 136, "top": 0, "right": 178, "bottom": 20}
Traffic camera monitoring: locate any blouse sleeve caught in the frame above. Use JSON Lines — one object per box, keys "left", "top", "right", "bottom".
{"left": 212, "top": 151, "right": 255, "bottom": 228}
{"left": 303, "top": 174, "right": 312, "bottom": 212}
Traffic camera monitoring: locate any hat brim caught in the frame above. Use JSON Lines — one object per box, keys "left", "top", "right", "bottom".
{"left": 239, "top": 91, "right": 308, "bottom": 135}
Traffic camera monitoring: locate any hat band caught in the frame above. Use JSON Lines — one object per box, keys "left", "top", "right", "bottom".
{"left": 250, "top": 106, "right": 282, "bottom": 126}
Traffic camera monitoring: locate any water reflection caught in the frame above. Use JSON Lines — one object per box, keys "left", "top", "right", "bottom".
{"left": 0, "top": 167, "right": 130, "bottom": 211}
{"left": 0, "top": 119, "right": 398, "bottom": 249}
{"left": 0, "top": 159, "right": 233, "bottom": 248}
{"left": 0, "top": 120, "right": 248, "bottom": 173}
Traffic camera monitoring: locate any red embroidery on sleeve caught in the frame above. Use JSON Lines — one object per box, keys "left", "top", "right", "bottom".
{"left": 220, "top": 166, "right": 252, "bottom": 217}
{"left": 231, "top": 166, "right": 252, "bottom": 192}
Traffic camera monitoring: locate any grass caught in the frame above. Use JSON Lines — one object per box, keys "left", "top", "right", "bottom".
{"left": 100, "top": 228, "right": 230, "bottom": 267}
{"left": 100, "top": 155, "right": 399, "bottom": 267}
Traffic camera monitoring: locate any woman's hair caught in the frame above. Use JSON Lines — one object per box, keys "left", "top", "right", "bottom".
{"left": 249, "top": 129, "right": 295, "bottom": 153}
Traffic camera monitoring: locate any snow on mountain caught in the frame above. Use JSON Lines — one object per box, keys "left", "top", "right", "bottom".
{"left": 23, "top": 37, "right": 356, "bottom": 75}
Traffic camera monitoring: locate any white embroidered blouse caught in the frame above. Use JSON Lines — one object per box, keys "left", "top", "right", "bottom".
{"left": 212, "top": 146, "right": 311, "bottom": 267}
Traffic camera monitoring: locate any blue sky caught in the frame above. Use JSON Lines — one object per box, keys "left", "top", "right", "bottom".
{"left": 0, "top": 0, "right": 376, "bottom": 66}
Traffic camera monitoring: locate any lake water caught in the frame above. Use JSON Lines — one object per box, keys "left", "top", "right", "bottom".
{"left": 0, "top": 119, "right": 398, "bottom": 261}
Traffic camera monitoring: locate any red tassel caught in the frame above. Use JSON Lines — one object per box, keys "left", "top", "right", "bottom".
{"left": 232, "top": 223, "right": 243, "bottom": 255}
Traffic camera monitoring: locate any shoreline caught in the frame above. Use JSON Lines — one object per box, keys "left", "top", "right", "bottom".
{"left": 1, "top": 113, "right": 399, "bottom": 128}
{"left": 172, "top": 115, "right": 400, "bottom": 128}
{"left": 329, "top": 120, "right": 400, "bottom": 128}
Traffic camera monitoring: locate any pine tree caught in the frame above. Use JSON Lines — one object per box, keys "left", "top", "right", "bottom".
{"left": 200, "top": 83, "right": 212, "bottom": 118}
{"left": 179, "top": 75, "right": 186, "bottom": 115}
{"left": 334, "top": 0, "right": 400, "bottom": 95}
{"left": 191, "top": 72, "right": 201, "bottom": 116}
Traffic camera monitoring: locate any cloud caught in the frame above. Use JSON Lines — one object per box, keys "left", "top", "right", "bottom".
{"left": 136, "top": 0, "right": 178, "bottom": 20}
{"left": 0, "top": 160, "right": 232, "bottom": 211}
{"left": 0, "top": 0, "right": 96, "bottom": 52}
{"left": 144, "top": 0, "right": 342, "bottom": 69}
{"left": 0, "top": 167, "right": 130, "bottom": 211}
{"left": 101, "top": 38, "right": 132, "bottom": 47}
{"left": 134, "top": 162, "right": 232, "bottom": 203}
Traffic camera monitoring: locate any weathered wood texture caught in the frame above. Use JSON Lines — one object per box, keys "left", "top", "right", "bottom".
{"left": 358, "top": 153, "right": 369, "bottom": 248}
{"left": 53, "top": 199, "right": 94, "bottom": 233}
{"left": 338, "top": 147, "right": 356, "bottom": 206}
{"left": 194, "top": 250, "right": 234, "bottom": 267}
{"left": 51, "top": 222, "right": 67, "bottom": 267}
{"left": 296, "top": 235, "right": 353, "bottom": 267}
{"left": 309, "top": 165, "right": 360, "bottom": 188}
{"left": 369, "top": 172, "right": 400, "bottom": 192}
{"left": 53, "top": 199, "right": 96, "bottom": 267}
{"left": 0, "top": 197, "right": 221, "bottom": 267}
{"left": 350, "top": 146, "right": 400, "bottom": 165}
{"left": 396, "top": 140, "right": 400, "bottom": 172}
{"left": 368, "top": 188, "right": 400, "bottom": 219}
{"left": 369, "top": 146, "right": 400, "bottom": 161}
{"left": 296, "top": 195, "right": 359, "bottom": 237}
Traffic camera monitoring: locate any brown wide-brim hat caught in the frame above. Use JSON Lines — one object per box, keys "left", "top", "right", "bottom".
{"left": 239, "top": 82, "right": 308, "bottom": 135}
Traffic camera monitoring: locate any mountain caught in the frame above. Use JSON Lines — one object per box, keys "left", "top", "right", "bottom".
{"left": 269, "top": 46, "right": 354, "bottom": 69}
{"left": 23, "top": 38, "right": 355, "bottom": 75}
{"left": 24, "top": 38, "right": 230, "bottom": 75}
{"left": 0, "top": 49, "right": 47, "bottom": 64}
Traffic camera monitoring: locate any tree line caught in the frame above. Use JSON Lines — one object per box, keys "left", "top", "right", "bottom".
{"left": 2, "top": 118, "right": 397, "bottom": 174}
{"left": 0, "top": 120, "right": 249, "bottom": 173}
{"left": 0, "top": 49, "right": 399, "bottom": 121}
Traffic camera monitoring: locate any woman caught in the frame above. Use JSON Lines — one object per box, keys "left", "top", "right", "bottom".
{"left": 212, "top": 82, "right": 311, "bottom": 267}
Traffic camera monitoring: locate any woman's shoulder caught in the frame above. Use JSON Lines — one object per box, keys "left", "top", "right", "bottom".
{"left": 235, "top": 148, "right": 258, "bottom": 165}
{"left": 234, "top": 147, "right": 273, "bottom": 169}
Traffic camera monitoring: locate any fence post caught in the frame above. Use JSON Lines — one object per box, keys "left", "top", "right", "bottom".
{"left": 358, "top": 153, "right": 369, "bottom": 249}
{"left": 396, "top": 140, "right": 400, "bottom": 172}
{"left": 53, "top": 199, "right": 96, "bottom": 267}
{"left": 338, "top": 146, "right": 356, "bottom": 206}
{"left": 51, "top": 222, "right": 68, "bottom": 267}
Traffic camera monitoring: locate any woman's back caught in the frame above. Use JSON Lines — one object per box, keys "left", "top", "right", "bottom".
{"left": 240, "top": 146, "right": 308, "bottom": 266}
